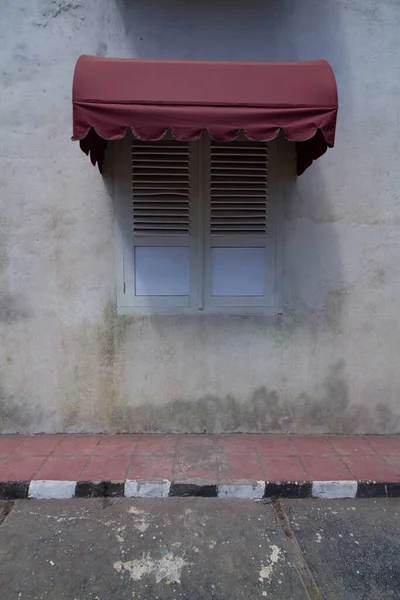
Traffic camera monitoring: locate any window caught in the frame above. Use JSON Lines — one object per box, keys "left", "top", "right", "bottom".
{"left": 114, "top": 133, "right": 286, "bottom": 315}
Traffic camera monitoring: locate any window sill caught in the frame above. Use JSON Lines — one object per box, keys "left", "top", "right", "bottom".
{"left": 117, "top": 305, "right": 283, "bottom": 317}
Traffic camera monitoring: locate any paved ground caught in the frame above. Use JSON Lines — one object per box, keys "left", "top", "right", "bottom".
{"left": 285, "top": 499, "right": 400, "bottom": 599}
{"left": 0, "top": 498, "right": 399, "bottom": 600}
{"left": 0, "top": 434, "right": 400, "bottom": 485}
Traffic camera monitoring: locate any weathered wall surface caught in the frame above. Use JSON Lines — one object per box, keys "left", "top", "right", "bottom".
{"left": 1, "top": 0, "right": 400, "bottom": 433}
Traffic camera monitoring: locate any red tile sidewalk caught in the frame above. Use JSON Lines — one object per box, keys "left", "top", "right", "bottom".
{"left": 0, "top": 434, "right": 399, "bottom": 483}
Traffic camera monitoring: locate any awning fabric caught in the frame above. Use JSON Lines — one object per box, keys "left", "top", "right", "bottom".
{"left": 72, "top": 55, "right": 338, "bottom": 175}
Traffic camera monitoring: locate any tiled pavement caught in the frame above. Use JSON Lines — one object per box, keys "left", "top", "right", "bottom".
{"left": 0, "top": 434, "right": 399, "bottom": 485}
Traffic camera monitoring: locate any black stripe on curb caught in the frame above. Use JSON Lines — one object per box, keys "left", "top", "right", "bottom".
{"left": 356, "top": 481, "right": 400, "bottom": 498}
{"left": 387, "top": 483, "right": 400, "bottom": 497}
{"left": 75, "top": 481, "right": 125, "bottom": 498}
{"left": 0, "top": 481, "right": 29, "bottom": 500}
{"left": 356, "top": 482, "right": 387, "bottom": 498}
{"left": 106, "top": 481, "right": 126, "bottom": 497}
{"left": 169, "top": 483, "right": 218, "bottom": 497}
{"left": 264, "top": 482, "right": 312, "bottom": 499}
{"left": 75, "top": 481, "right": 106, "bottom": 498}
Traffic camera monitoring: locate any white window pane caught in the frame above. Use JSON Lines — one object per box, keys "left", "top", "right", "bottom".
{"left": 211, "top": 247, "right": 265, "bottom": 296}
{"left": 135, "top": 247, "right": 189, "bottom": 296}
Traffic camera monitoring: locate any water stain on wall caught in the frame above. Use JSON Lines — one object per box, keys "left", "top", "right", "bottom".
{"left": 86, "top": 342, "right": 400, "bottom": 434}
{"left": 0, "top": 228, "right": 30, "bottom": 324}
{"left": 0, "top": 292, "right": 30, "bottom": 324}
{"left": 52, "top": 287, "right": 400, "bottom": 435}
{"left": 2, "top": 281, "right": 398, "bottom": 434}
{"left": 58, "top": 299, "right": 133, "bottom": 432}
{"left": 0, "top": 377, "right": 36, "bottom": 433}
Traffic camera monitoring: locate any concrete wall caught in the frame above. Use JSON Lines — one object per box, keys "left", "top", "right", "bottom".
{"left": 1, "top": 0, "right": 400, "bottom": 434}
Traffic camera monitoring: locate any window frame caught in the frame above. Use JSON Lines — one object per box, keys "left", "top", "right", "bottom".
{"left": 113, "top": 130, "right": 286, "bottom": 316}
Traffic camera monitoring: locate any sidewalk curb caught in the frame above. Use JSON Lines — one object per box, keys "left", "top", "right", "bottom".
{"left": 1, "top": 479, "right": 400, "bottom": 500}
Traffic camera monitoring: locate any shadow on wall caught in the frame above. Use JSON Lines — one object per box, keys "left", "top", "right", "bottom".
{"left": 112, "top": 0, "right": 351, "bottom": 132}
{"left": 281, "top": 160, "right": 346, "bottom": 330}
{"left": 113, "top": 0, "right": 345, "bottom": 64}
{"left": 108, "top": 0, "right": 348, "bottom": 330}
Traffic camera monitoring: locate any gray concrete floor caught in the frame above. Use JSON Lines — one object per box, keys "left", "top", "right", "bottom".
{"left": 0, "top": 498, "right": 399, "bottom": 600}
{"left": 284, "top": 498, "right": 400, "bottom": 600}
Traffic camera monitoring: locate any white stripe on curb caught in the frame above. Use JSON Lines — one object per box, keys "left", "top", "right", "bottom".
{"left": 311, "top": 480, "right": 358, "bottom": 499}
{"left": 218, "top": 482, "right": 265, "bottom": 499}
{"left": 28, "top": 480, "right": 77, "bottom": 500}
{"left": 124, "top": 480, "right": 171, "bottom": 498}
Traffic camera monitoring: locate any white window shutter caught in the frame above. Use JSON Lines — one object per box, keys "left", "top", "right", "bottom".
{"left": 115, "top": 133, "right": 283, "bottom": 315}
{"left": 204, "top": 139, "right": 276, "bottom": 308}
{"left": 129, "top": 139, "right": 197, "bottom": 307}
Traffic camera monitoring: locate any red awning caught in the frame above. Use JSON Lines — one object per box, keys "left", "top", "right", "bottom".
{"left": 72, "top": 55, "right": 338, "bottom": 175}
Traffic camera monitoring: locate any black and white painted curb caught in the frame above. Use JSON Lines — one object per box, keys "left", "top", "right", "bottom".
{"left": 1, "top": 479, "right": 400, "bottom": 500}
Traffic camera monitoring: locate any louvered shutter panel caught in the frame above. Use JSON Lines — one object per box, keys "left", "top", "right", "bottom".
{"left": 210, "top": 141, "right": 267, "bottom": 235}
{"left": 205, "top": 140, "right": 272, "bottom": 304}
{"left": 131, "top": 140, "right": 194, "bottom": 301}
{"left": 132, "top": 141, "right": 191, "bottom": 236}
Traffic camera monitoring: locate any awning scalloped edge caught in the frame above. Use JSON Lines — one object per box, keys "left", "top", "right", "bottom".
{"left": 76, "top": 125, "right": 332, "bottom": 176}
